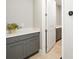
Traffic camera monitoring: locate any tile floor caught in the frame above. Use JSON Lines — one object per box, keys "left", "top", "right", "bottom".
{"left": 29, "top": 40, "right": 61, "bottom": 59}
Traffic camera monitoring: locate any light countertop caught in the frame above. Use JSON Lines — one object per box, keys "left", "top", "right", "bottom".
{"left": 6, "top": 28, "right": 40, "bottom": 38}
{"left": 56, "top": 25, "right": 62, "bottom": 28}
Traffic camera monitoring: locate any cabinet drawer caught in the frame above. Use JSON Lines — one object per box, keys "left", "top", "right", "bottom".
{"left": 33, "top": 32, "right": 40, "bottom": 36}
{"left": 7, "top": 34, "right": 34, "bottom": 44}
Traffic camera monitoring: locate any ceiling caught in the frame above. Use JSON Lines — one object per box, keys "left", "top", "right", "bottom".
{"left": 56, "top": 0, "right": 61, "bottom": 6}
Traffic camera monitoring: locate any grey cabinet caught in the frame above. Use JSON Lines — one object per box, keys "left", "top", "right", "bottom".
{"left": 56, "top": 28, "right": 62, "bottom": 41}
{"left": 6, "top": 32, "right": 40, "bottom": 59}
{"left": 24, "top": 36, "right": 39, "bottom": 58}
{"left": 7, "top": 41, "right": 24, "bottom": 59}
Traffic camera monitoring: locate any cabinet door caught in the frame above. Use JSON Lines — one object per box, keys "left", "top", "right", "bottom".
{"left": 33, "top": 36, "right": 40, "bottom": 51}
{"left": 6, "top": 41, "right": 24, "bottom": 59}
{"left": 24, "top": 36, "right": 39, "bottom": 58}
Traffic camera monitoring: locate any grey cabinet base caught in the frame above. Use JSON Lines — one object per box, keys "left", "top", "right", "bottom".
{"left": 6, "top": 32, "right": 40, "bottom": 59}
{"left": 24, "top": 51, "right": 39, "bottom": 59}
{"left": 56, "top": 28, "right": 62, "bottom": 42}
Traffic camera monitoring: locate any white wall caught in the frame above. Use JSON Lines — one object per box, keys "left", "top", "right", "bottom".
{"left": 6, "top": 0, "right": 33, "bottom": 28}
{"left": 33, "top": 0, "right": 43, "bottom": 53}
{"left": 34, "top": 0, "right": 46, "bottom": 54}
{"left": 33, "top": 0, "right": 42, "bottom": 28}
{"left": 41, "top": 0, "right": 46, "bottom": 54}
{"left": 56, "top": 5, "right": 62, "bottom": 26}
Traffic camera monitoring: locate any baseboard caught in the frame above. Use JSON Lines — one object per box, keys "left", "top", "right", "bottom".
{"left": 39, "top": 49, "right": 46, "bottom": 55}
{"left": 24, "top": 51, "right": 39, "bottom": 59}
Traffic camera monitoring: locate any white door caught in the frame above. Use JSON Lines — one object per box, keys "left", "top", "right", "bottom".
{"left": 63, "top": 0, "right": 73, "bottom": 59}
{"left": 47, "top": 0, "right": 56, "bottom": 52}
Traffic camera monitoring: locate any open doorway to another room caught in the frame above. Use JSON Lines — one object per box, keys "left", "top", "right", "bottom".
{"left": 56, "top": 0, "right": 62, "bottom": 58}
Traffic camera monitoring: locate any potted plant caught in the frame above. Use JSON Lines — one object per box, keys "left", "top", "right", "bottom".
{"left": 7, "top": 23, "right": 19, "bottom": 33}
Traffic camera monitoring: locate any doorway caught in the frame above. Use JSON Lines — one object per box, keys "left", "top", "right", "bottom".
{"left": 45, "top": 0, "right": 62, "bottom": 59}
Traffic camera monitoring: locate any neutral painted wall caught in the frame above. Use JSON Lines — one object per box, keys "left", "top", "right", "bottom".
{"left": 56, "top": 5, "right": 62, "bottom": 26}
{"left": 33, "top": 0, "right": 48, "bottom": 54}
{"left": 33, "top": 0, "right": 42, "bottom": 28}
{"left": 6, "top": 0, "right": 33, "bottom": 28}
{"left": 34, "top": 0, "right": 46, "bottom": 54}
{"left": 33, "top": 0, "right": 43, "bottom": 53}
{"left": 63, "top": 0, "right": 73, "bottom": 58}
{"left": 41, "top": 0, "right": 46, "bottom": 54}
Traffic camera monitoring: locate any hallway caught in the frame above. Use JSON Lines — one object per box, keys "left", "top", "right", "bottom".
{"left": 29, "top": 40, "right": 61, "bottom": 59}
